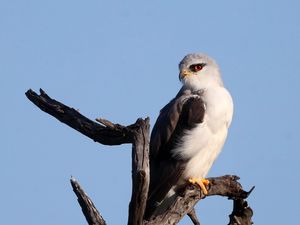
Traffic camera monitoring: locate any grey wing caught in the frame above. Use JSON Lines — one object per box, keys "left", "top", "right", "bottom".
{"left": 145, "top": 91, "right": 205, "bottom": 219}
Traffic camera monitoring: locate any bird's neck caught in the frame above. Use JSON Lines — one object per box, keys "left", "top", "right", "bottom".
{"left": 182, "top": 77, "right": 223, "bottom": 92}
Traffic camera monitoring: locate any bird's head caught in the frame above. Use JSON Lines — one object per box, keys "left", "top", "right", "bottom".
{"left": 179, "top": 53, "right": 223, "bottom": 90}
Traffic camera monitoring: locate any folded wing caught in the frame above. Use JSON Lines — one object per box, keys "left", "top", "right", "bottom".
{"left": 145, "top": 89, "right": 205, "bottom": 218}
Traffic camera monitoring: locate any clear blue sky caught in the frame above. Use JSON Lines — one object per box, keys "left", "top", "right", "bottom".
{"left": 1, "top": 0, "right": 299, "bottom": 224}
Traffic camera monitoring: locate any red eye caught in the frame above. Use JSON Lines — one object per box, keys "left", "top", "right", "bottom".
{"left": 194, "top": 65, "right": 203, "bottom": 71}
{"left": 190, "top": 63, "right": 206, "bottom": 72}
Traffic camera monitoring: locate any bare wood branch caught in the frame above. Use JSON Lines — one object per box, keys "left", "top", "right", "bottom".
{"left": 188, "top": 208, "right": 201, "bottom": 225}
{"left": 25, "top": 89, "right": 133, "bottom": 145}
{"left": 145, "top": 175, "right": 253, "bottom": 225}
{"left": 70, "top": 177, "right": 106, "bottom": 225}
{"left": 26, "top": 89, "right": 151, "bottom": 225}
{"left": 228, "top": 188, "right": 254, "bottom": 225}
{"left": 128, "top": 118, "right": 150, "bottom": 225}
{"left": 96, "top": 118, "right": 118, "bottom": 129}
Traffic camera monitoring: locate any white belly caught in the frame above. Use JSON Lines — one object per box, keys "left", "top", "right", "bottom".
{"left": 171, "top": 86, "right": 233, "bottom": 180}
{"left": 182, "top": 125, "right": 228, "bottom": 179}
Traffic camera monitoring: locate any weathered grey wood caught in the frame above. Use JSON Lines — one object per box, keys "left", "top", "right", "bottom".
{"left": 70, "top": 177, "right": 106, "bottom": 225}
{"left": 228, "top": 189, "right": 254, "bottom": 225}
{"left": 25, "top": 89, "right": 133, "bottom": 145}
{"left": 128, "top": 118, "right": 150, "bottom": 225}
{"left": 145, "top": 176, "right": 254, "bottom": 225}
{"left": 26, "top": 89, "right": 254, "bottom": 225}
{"left": 26, "top": 89, "right": 151, "bottom": 225}
{"left": 187, "top": 208, "right": 201, "bottom": 225}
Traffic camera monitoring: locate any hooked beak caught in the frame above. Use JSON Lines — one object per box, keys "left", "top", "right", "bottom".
{"left": 179, "top": 70, "right": 192, "bottom": 81}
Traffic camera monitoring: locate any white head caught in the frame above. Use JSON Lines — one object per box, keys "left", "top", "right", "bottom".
{"left": 179, "top": 53, "right": 223, "bottom": 91}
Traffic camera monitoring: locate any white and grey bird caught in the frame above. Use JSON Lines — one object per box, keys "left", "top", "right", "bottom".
{"left": 145, "top": 53, "right": 234, "bottom": 218}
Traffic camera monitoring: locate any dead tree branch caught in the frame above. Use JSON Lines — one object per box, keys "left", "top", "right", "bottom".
{"left": 144, "top": 175, "right": 254, "bottom": 225}
{"left": 187, "top": 208, "right": 201, "bottom": 225}
{"left": 25, "top": 89, "right": 150, "bottom": 225}
{"left": 128, "top": 118, "right": 150, "bottom": 225}
{"left": 25, "top": 88, "right": 132, "bottom": 145}
{"left": 70, "top": 177, "right": 106, "bottom": 225}
{"left": 26, "top": 89, "right": 253, "bottom": 225}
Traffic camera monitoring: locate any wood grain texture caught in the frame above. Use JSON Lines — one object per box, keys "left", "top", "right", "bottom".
{"left": 128, "top": 118, "right": 150, "bottom": 225}
{"left": 25, "top": 88, "right": 132, "bottom": 145}
{"left": 70, "top": 177, "right": 106, "bottom": 225}
{"left": 145, "top": 175, "right": 254, "bottom": 225}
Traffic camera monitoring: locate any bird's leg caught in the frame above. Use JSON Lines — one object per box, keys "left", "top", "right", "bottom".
{"left": 188, "top": 178, "right": 210, "bottom": 195}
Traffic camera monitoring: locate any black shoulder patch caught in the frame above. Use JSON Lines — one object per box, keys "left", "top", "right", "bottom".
{"left": 179, "top": 97, "right": 205, "bottom": 129}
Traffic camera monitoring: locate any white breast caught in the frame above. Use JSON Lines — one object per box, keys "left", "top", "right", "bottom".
{"left": 172, "top": 86, "right": 233, "bottom": 180}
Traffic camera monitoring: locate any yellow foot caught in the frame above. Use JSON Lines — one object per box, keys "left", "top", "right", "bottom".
{"left": 188, "top": 178, "right": 210, "bottom": 195}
